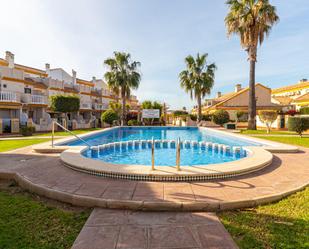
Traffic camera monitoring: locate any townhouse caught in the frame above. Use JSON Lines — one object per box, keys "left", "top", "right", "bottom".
{"left": 0, "top": 51, "right": 139, "bottom": 133}
{"left": 272, "top": 79, "right": 309, "bottom": 110}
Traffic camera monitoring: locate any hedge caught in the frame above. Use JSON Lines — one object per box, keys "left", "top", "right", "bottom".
{"left": 300, "top": 107, "right": 309, "bottom": 115}
{"left": 288, "top": 117, "right": 309, "bottom": 136}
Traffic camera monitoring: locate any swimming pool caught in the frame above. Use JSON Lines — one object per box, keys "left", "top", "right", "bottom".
{"left": 65, "top": 127, "right": 263, "bottom": 167}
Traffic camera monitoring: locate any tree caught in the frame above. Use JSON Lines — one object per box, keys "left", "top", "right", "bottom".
{"left": 101, "top": 110, "right": 118, "bottom": 126}
{"left": 225, "top": 0, "right": 279, "bottom": 130}
{"left": 108, "top": 101, "right": 130, "bottom": 118}
{"left": 258, "top": 110, "right": 278, "bottom": 133}
{"left": 179, "top": 53, "right": 216, "bottom": 122}
{"left": 104, "top": 52, "right": 141, "bottom": 126}
{"left": 50, "top": 95, "right": 80, "bottom": 113}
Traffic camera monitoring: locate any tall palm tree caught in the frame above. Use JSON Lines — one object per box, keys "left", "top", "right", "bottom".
{"left": 104, "top": 52, "right": 141, "bottom": 126}
{"left": 225, "top": 0, "right": 279, "bottom": 130}
{"left": 179, "top": 53, "right": 216, "bottom": 122}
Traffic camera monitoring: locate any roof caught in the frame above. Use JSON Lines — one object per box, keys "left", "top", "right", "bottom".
{"left": 76, "top": 78, "right": 94, "bottom": 87}
{"left": 210, "top": 83, "right": 270, "bottom": 109}
{"left": 0, "top": 58, "right": 47, "bottom": 77}
{"left": 293, "top": 92, "right": 309, "bottom": 102}
{"left": 213, "top": 92, "right": 238, "bottom": 102}
{"left": 272, "top": 81, "right": 309, "bottom": 94}
{"left": 272, "top": 96, "right": 293, "bottom": 105}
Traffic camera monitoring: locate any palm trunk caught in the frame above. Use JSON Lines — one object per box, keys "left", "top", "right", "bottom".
{"left": 197, "top": 95, "right": 202, "bottom": 123}
{"left": 121, "top": 88, "right": 126, "bottom": 126}
{"left": 248, "top": 47, "right": 257, "bottom": 130}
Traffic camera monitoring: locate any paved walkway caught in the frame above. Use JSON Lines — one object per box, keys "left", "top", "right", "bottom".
{"left": 72, "top": 208, "right": 238, "bottom": 249}
{"left": 0, "top": 146, "right": 308, "bottom": 211}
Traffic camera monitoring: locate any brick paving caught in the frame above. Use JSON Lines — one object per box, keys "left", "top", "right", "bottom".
{"left": 72, "top": 209, "right": 238, "bottom": 249}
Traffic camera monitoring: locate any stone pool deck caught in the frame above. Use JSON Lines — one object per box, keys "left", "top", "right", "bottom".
{"left": 0, "top": 146, "right": 308, "bottom": 211}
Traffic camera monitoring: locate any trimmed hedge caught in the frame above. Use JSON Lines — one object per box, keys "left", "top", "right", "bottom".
{"left": 50, "top": 95, "right": 80, "bottom": 113}
{"left": 288, "top": 117, "right": 309, "bottom": 136}
{"left": 212, "top": 110, "right": 230, "bottom": 126}
{"left": 300, "top": 107, "right": 309, "bottom": 115}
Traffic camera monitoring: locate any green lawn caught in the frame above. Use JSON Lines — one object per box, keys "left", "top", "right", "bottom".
{"left": 240, "top": 129, "right": 297, "bottom": 135}
{"left": 0, "top": 139, "right": 49, "bottom": 152}
{"left": 34, "top": 128, "right": 101, "bottom": 137}
{"left": 219, "top": 188, "right": 309, "bottom": 249}
{"left": 257, "top": 136, "right": 309, "bottom": 148}
{"left": 0, "top": 184, "right": 90, "bottom": 249}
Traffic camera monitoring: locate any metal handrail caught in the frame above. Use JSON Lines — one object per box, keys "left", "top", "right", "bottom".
{"left": 151, "top": 137, "right": 155, "bottom": 170}
{"left": 176, "top": 137, "right": 181, "bottom": 171}
{"left": 51, "top": 120, "right": 91, "bottom": 148}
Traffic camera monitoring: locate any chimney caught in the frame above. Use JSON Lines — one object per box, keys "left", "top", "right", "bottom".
{"left": 235, "top": 84, "right": 242, "bottom": 92}
{"left": 92, "top": 76, "right": 96, "bottom": 83}
{"left": 45, "top": 63, "right": 50, "bottom": 75}
{"left": 216, "top": 91, "right": 222, "bottom": 98}
{"left": 72, "top": 69, "right": 77, "bottom": 84}
{"left": 5, "top": 51, "right": 14, "bottom": 68}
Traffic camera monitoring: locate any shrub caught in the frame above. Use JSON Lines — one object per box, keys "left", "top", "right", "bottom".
{"left": 189, "top": 114, "right": 197, "bottom": 121}
{"left": 20, "top": 126, "right": 35, "bottom": 136}
{"left": 258, "top": 110, "right": 278, "bottom": 134}
{"left": 286, "top": 109, "right": 298, "bottom": 116}
{"left": 201, "top": 114, "right": 212, "bottom": 121}
{"left": 101, "top": 110, "right": 118, "bottom": 126}
{"left": 300, "top": 107, "right": 309, "bottom": 115}
{"left": 50, "top": 95, "right": 80, "bottom": 113}
{"left": 236, "top": 111, "right": 248, "bottom": 122}
{"left": 212, "top": 110, "right": 230, "bottom": 126}
{"left": 288, "top": 117, "right": 309, "bottom": 137}
{"left": 127, "top": 119, "right": 138, "bottom": 126}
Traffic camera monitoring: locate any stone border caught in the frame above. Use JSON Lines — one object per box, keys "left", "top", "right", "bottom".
{"left": 60, "top": 145, "right": 273, "bottom": 181}
{"left": 0, "top": 170, "right": 307, "bottom": 211}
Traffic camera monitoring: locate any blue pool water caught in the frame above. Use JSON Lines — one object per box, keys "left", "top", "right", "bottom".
{"left": 66, "top": 127, "right": 263, "bottom": 166}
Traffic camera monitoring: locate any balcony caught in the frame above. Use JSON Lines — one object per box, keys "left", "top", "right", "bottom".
{"left": 0, "top": 91, "right": 20, "bottom": 102}
{"left": 80, "top": 102, "right": 92, "bottom": 110}
{"left": 22, "top": 94, "right": 48, "bottom": 105}
{"left": 93, "top": 103, "right": 109, "bottom": 110}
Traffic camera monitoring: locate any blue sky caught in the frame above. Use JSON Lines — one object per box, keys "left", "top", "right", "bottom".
{"left": 1, "top": 0, "right": 308, "bottom": 109}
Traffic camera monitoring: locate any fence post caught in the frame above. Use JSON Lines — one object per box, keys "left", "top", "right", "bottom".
{"left": 151, "top": 137, "right": 155, "bottom": 170}
{"left": 51, "top": 120, "right": 55, "bottom": 148}
{"left": 176, "top": 137, "right": 181, "bottom": 171}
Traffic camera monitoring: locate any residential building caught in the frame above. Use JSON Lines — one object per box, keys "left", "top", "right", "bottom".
{"left": 272, "top": 79, "right": 309, "bottom": 110}
{"left": 191, "top": 83, "right": 283, "bottom": 128}
{"left": 0, "top": 51, "right": 139, "bottom": 133}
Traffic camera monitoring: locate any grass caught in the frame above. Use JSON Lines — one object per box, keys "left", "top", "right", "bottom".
{"left": 0, "top": 181, "right": 90, "bottom": 249}
{"left": 240, "top": 129, "right": 297, "bottom": 135}
{"left": 0, "top": 139, "right": 49, "bottom": 152}
{"left": 219, "top": 188, "right": 309, "bottom": 249}
{"left": 257, "top": 136, "right": 309, "bottom": 148}
{"left": 34, "top": 128, "right": 101, "bottom": 137}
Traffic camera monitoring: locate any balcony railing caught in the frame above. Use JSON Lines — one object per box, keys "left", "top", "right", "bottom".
{"left": 31, "top": 95, "right": 47, "bottom": 104}
{"left": 0, "top": 91, "right": 19, "bottom": 102}
{"left": 81, "top": 103, "right": 92, "bottom": 110}
{"left": 21, "top": 94, "right": 47, "bottom": 104}
{"left": 93, "top": 103, "right": 109, "bottom": 110}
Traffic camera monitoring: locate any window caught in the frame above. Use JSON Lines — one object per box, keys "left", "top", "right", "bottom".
{"left": 24, "top": 88, "right": 31, "bottom": 94}
{"left": 3, "top": 84, "right": 7, "bottom": 88}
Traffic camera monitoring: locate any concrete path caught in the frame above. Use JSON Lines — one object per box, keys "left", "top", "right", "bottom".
{"left": 72, "top": 208, "right": 238, "bottom": 249}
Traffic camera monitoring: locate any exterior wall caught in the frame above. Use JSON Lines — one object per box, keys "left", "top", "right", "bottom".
{"left": 49, "top": 69, "right": 73, "bottom": 85}
{"left": 222, "top": 85, "right": 272, "bottom": 107}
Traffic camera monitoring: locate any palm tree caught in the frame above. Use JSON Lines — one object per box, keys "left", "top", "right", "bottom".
{"left": 225, "top": 0, "right": 279, "bottom": 130}
{"left": 104, "top": 52, "right": 141, "bottom": 126}
{"left": 179, "top": 53, "right": 216, "bottom": 122}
